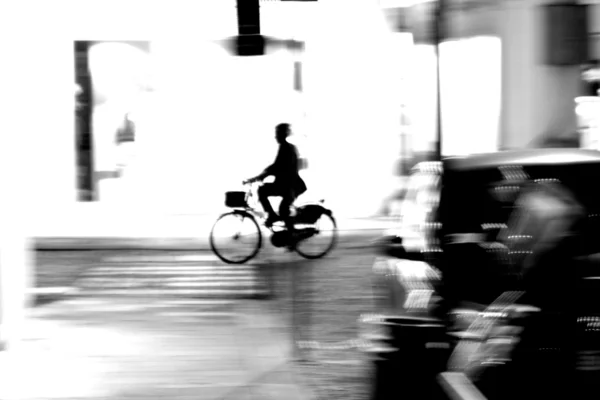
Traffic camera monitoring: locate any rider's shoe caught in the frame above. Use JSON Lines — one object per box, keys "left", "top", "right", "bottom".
{"left": 265, "top": 214, "right": 280, "bottom": 228}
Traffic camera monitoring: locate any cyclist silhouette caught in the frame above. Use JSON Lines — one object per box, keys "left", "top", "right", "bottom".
{"left": 244, "top": 123, "right": 307, "bottom": 234}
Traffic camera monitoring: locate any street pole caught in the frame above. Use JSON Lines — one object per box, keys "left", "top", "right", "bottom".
{"left": 235, "top": 0, "right": 264, "bottom": 56}
{"left": 434, "top": 0, "right": 444, "bottom": 161}
{"left": 75, "top": 41, "right": 95, "bottom": 201}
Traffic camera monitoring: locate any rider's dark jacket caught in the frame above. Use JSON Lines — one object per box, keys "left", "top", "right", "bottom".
{"left": 264, "top": 141, "right": 307, "bottom": 198}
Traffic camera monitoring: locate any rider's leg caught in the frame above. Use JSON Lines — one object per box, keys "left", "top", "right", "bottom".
{"left": 258, "top": 184, "right": 278, "bottom": 219}
{"left": 279, "top": 193, "right": 295, "bottom": 233}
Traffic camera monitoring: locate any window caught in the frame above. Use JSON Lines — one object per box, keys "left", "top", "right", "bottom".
{"left": 439, "top": 36, "right": 502, "bottom": 156}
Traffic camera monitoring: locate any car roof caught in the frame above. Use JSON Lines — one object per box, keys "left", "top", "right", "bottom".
{"left": 443, "top": 148, "right": 600, "bottom": 171}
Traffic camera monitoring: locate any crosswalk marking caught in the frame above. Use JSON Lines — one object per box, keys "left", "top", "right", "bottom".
{"left": 65, "top": 298, "right": 105, "bottom": 305}
{"left": 28, "top": 287, "right": 76, "bottom": 295}
{"left": 90, "top": 265, "right": 253, "bottom": 272}
{"left": 87, "top": 268, "right": 254, "bottom": 276}
{"left": 149, "top": 300, "right": 236, "bottom": 307}
{"left": 64, "top": 298, "right": 236, "bottom": 308}
{"left": 139, "top": 276, "right": 254, "bottom": 282}
{"left": 158, "top": 311, "right": 234, "bottom": 318}
{"left": 79, "top": 284, "right": 256, "bottom": 291}
{"left": 166, "top": 280, "right": 255, "bottom": 288}
{"left": 79, "top": 288, "right": 260, "bottom": 296}
{"left": 169, "top": 276, "right": 254, "bottom": 281}
{"left": 90, "top": 304, "right": 151, "bottom": 312}
{"left": 174, "top": 255, "right": 223, "bottom": 262}
{"left": 80, "top": 277, "right": 256, "bottom": 286}
{"left": 93, "top": 263, "right": 248, "bottom": 268}
{"left": 74, "top": 253, "right": 267, "bottom": 299}
{"left": 103, "top": 255, "right": 220, "bottom": 263}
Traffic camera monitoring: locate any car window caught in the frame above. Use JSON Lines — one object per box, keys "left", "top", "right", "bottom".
{"left": 439, "top": 167, "right": 511, "bottom": 239}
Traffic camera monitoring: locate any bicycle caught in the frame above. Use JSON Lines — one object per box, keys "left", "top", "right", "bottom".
{"left": 210, "top": 181, "right": 338, "bottom": 264}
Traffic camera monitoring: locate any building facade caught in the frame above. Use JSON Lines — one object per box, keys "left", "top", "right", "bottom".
{"left": 3, "top": 0, "right": 600, "bottom": 220}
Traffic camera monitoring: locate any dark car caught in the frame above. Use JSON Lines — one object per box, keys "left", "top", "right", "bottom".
{"left": 361, "top": 149, "right": 600, "bottom": 400}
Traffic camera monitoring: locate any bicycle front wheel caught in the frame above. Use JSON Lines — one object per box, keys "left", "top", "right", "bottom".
{"left": 210, "top": 210, "right": 262, "bottom": 264}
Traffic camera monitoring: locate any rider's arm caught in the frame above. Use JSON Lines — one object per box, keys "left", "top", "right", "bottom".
{"left": 248, "top": 146, "right": 284, "bottom": 183}
{"left": 252, "top": 170, "right": 270, "bottom": 182}
{"left": 246, "top": 168, "right": 272, "bottom": 183}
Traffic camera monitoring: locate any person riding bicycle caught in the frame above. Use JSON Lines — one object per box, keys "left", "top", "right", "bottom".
{"left": 244, "top": 123, "right": 307, "bottom": 236}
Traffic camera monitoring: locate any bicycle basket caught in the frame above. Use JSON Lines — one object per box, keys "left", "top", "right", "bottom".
{"left": 225, "top": 191, "right": 248, "bottom": 208}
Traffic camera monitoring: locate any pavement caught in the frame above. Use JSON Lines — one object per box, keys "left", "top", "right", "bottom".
{"left": 14, "top": 203, "right": 402, "bottom": 399}
{"left": 6, "top": 249, "right": 356, "bottom": 400}
{"left": 33, "top": 211, "right": 400, "bottom": 251}
{"left": 0, "top": 295, "right": 316, "bottom": 400}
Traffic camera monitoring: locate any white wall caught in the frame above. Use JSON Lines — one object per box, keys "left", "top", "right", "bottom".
{"left": 0, "top": 2, "right": 46, "bottom": 349}
{"left": 302, "top": 0, "right": 404, "bottom": 216}
{"left": 0, "top": 32, "right": 76, "bottom": 209}
{"left": 439, "top": 36, "right": 502, "bottom": 156}
{"left": 0, "top": 0, "right": 416, "bottom": 217}
{"left": 0, "top": 0, "right": 240, "bottom": 212}
{"left": 445, "top": 0, "right": 581, "bottom": 151}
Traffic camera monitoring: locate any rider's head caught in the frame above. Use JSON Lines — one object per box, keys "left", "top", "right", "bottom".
{"left": 275, "top": 123, "right": 291, "bottom": 143}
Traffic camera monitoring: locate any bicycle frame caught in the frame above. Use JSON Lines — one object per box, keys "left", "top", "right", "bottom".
{"left": 242, "top": 182, "right": 326, "bottom": 232}
{"left": 212, "top": 183, "right": 337, "bottom": 262}
{"left": 245, "top": 182, "right": 332, "bottom": 233}
{"left": 242, "top": 182, "right": 265, "bottom": 219}
{"left": 243, "top": 183, "right": 292, "bottom": 234}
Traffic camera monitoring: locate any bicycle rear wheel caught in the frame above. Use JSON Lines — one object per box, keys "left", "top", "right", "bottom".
{"left": 210, "top": 210, "right": 262, "bottom": 264}
{"left": 295, "top": 212, "right": 337, "bottom": 260}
